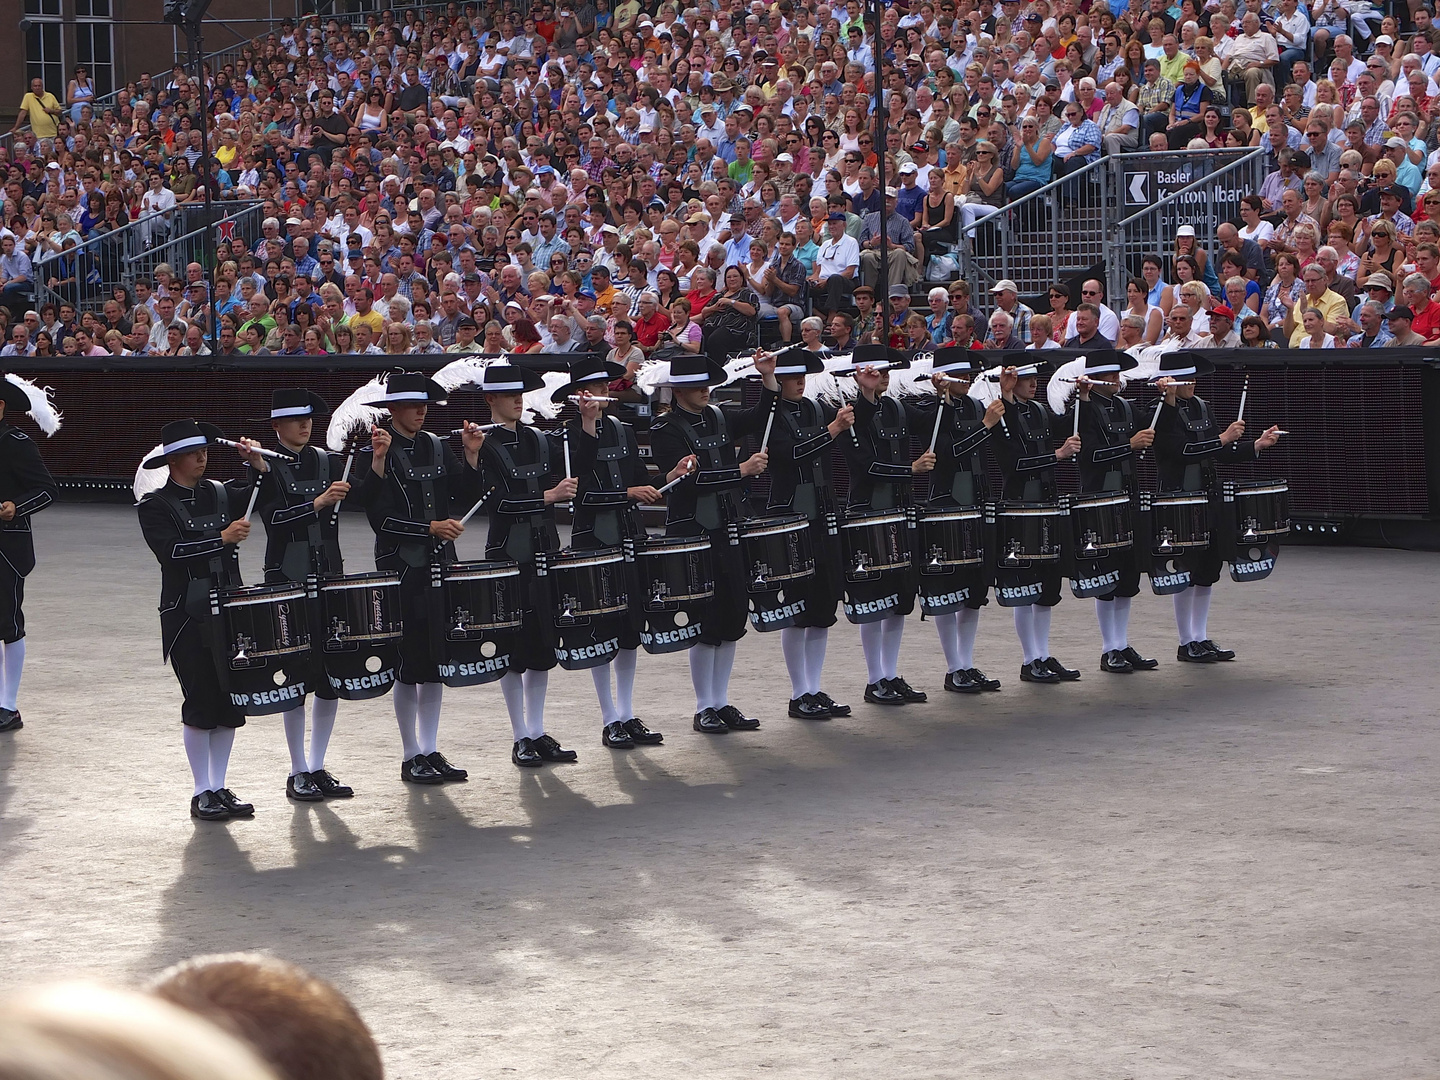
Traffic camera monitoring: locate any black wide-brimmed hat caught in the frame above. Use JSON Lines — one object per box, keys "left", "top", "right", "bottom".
{"left": 837, "top": 344, "right": 910, "bottom": 376}
{"left": 769, "top": 346, "right": 826, "bottom": 376}
{"left": 477, "top": 364, "right": 547, "bottom": 394}
{"left": 249, "top": 388, "right": 331, "bottom": 423}
{"left": 141, "top": 420, "right": 228, "bottom": 469}
{"left": 367, "top": 372, "right": 449, "bottom": 407}
{"left": 660, "top": 354, "right": 729, "bottom": 387}
{"left": 550, "top": 357, "right": 626, "bottom": 402}
{"left": 0, "top": 377, "right": 31, "bottom": 416}
{"left": 1156, "top": 351, "right": 1215, "bottom": 379}
{"left": 918, "top": 346, "right": 984, "bottom": 380}
{"left": 1082, "top": 349, "right": 1138, "bottom": 375}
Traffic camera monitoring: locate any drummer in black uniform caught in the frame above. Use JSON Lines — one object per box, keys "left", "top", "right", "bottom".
{"left": 1071, "top": 351, "right": 1159, "bottom": 674}
{"left": 137, "top": 420, "right": 266, "bottom": 821}
{"left": 648, "top": 353, "right": 771, "bottom": 734}
{"left": 913, "top": 348, "right": 1006, "bottom": 694}
{"left": 993, "top": 359, "right": 1083, "bottom": 684}
{"left": 0, "top": 378, "right": 57, "bottom": 734}
{"left": 551, "top": 358, "right": 667, "bottom": 750}
{"left": 250, "top": 389, "right": 354, "bottom": 802}
{"left": 752, "top": 346, "right": 855, "bottom": 720}
{"left": 348, "top": 373, "right": 485, "bottom": 784}
{"left": 839, "top": 345, "right": 930, "bottom": 707}
{"left": 475, "top": 363, "right": 582, "bottom": 767}
{"left": 1153, "top": 352, "right": 1280, "bottom": 662}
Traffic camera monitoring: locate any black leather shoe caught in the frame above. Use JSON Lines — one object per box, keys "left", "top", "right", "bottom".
{"left": 693, "top": 708, "right": 728, "bottom": 733}
{"left": 622, "top": 717, "right": 664, "bottom": 744}
{"left": 311, "top": 769, "right": 354, "bottom": 798}
{"left": 1199, "top": 639, "right": 1236, "bottom": 661}
{"left": 602, "top": 720, "right": 635, "bottom": 748}
{"left": 1020, "top": 659, "right": 1060, "bottom": 683}
{"left": 1177, "top": 641, "right": 1216, "bottom": 663}
{"left": 716, "top": 704, "right": 760, "bottom": 730}
{"left": 813, "top": 691, "right": 851, "bottom": 716}
{"left": 286, "top": 771, "right": 324, "bottom": 801}
{"left": 533, "top": 733, "right": 579, "bottom": 762}
{"left": 789, "top": 694, "right": 831, "bottom": 719}
{"left": 402, "top": 754, "right": 444, "bottom": 783}
{"left": 1100, "top": 650, "right": 1133, "bottom": 674}
{"left": 190, "top": 790, "right": 228, "bottom": 821}
{"left": 426, "top": 751, "right": 469, "bottom": 781}
{"left": 888, "top": 676, "right": 928, "bottom": 702}
{"left": 512, "top": 738, "right": 544, "bottom": 766}
{"left": 945, "top": 669, "right": 983, "bottom": 693}
{"left": 864, "top": 680, "right": 906, "bottom": 704}
{"left": 968, "top": 668, "right": 1002, "bottom": 691}
{"left": 1120, "top": 646, "right": 1159, "bottom": 671}
{"left": 1043, "top": 657, "right": 1081, "bottom": 681}
{"left": 0, "top": 708, "right": 21, "bottom": 732}
{"left": 213, "top": 788, "right": 254, "bottom": 817}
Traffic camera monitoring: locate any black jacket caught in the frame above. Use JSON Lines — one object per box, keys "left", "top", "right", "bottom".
{"left": 762, "top": 391, "right": 841, "bottom": 519}
{"left": 649, "top": 397, "right": 771, "bottom": 534}
{"left": 349, "top": 425, "right": 483, "bottom": 570}
{"left": 0, "top": 423, "right": 57, "bottom": 576}
{"left": 479, "top": 423, "right": 564, "bottom": 563}
{"left": 1154, "top": 395, "right": 1257, "bottom": 493}
{"left": 1077, "top": 392, "right": 1139, "bottom": 494}
{"left": 567, "top": 415, "right": 648, "bottom": 547}
{"left": 992, "top": 396, "right": 1064, "bottom": 501}
{"left": 915, "top": 393, "right": 992, "bottom": 507}
{"left": 841, "top": 391, "right": 923, "bottom": 511}
{"left": 254, "top": 443, "right": 344, "bottom": 582}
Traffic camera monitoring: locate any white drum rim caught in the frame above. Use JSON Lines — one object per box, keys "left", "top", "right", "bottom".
{"left": 638, "top": 539, "right": 713, "bottom": 554}
{"left": 1234, "top": 484, "right": 1289, "bottom": 496}
{"left": 445, "top": 566, "right": 523, "bottom": 581}
{"left": 319, "top": 574, "right": 403, "bottom": 591}
{"left": 1152, "top": 495, "right": 1210, "bottom": 505}
{"left": 221, "top": 588, "right": 308, "bottom": 607}
{"left": 1070, "top": 494, "right": 1131, "bottom": 508}
{"left": 842, "top": 513, "right": 909, "bottom": 527}
{"left": 998, "top": 507, "right": 1065, "bottom": 517}
{"left": 740, "top": 520, "right": 811, "bottom": 537}
{"left": 550, "top": 552, "right": 627, "bottom": 569}
{"left": 920, "top": 509, "right": 984, "bottom": 522}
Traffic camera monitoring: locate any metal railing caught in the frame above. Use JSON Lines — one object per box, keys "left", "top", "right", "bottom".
{"left": 1106, "top": 147, "right": 1269, "bottom": 302}
{"left": 32, "top": 202, "right": 264, "bottom": 315}
{"left": 956, "top": 154, "right": 1111, "bottom": 314}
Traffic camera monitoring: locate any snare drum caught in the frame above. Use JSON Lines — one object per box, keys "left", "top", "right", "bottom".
{"left": 841, "top": 509, "right": 911, "bottom": 582}
{"left": 316, "top": 572, "right": 402, "bottom": 699}
{"left": 738, "top": 514, "right": 815, "bottom": 591}
{"left": 635, "top": 536, "right": 713, "bottom": 654}
{"left": 917, "top": 507, "right": 984, "bottom": 573}
{"left": 1150, "top": 492, "right": 1211, "bottom": 555}
{"left": 995, "top": 502, "right": 1064, "bottom": 564}
{"left": 215, "top": 583, "right": 313, "bottom": 715}
{"left": 550, "top": 546, "right": 629, "bottom": 624}
{"left": 1067, "top": 491, "right": 1134, "bottom": 556}
{"left": 437, "top": 560, "right": 523, "bottom": 686}
{"left": 1228, "top": 479, "right": 1289, "bottom": 543}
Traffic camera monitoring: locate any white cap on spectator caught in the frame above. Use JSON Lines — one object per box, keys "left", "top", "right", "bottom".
{"left": 1385, "top": 136, "right": 1409, "bottom": 149}
{"left": 1376, "top": 34, "right": 1394, "bottom": 44}
{"left": 990, "top": 278, "right": 1019, "bottom": 293}
{"left": 1176, "top": 225, "right": 1196, "bottom": 237}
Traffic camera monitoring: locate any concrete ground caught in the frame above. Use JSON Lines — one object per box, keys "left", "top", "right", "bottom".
{"left": 0, "top": 504, "right": 1436, "bottom": 1079}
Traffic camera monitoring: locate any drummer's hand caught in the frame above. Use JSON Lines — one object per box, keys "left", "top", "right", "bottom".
{"left": 370, "top": 424, "right": 392, "bottom": 460}
{"left": 930, "top": 372, "right": 950, "bottom": 393}
{"left": 1130, "top": 428, "right": 1155, "bottom": 451}
{"left": 429, "top": 518, "right": 464, "bottom": 541}
{"left": 740, "top": 450, "right": 769, "bottom": 477}
{"left": 753, "top": 350, "right": 777, "bottom": 378}
{"left": 912, "top": 449, "right": 937, "bottom": 473}
{"left": 459, "top": 420, "right": 486, "bottom": 454}
{"left": 1254, "top": 424, "right": 1281, "bottom": 450}
{"left": 576, "top": 392, "right": 603, "bottom": 423}
{"left": 855, "top": 364, "right": 884, "bottom": 397}
{"left": 667, "top": 454, "right": 697, "bottom": 483}
{"left": 982, "top": 398, "right": 1006, "bottom": 428}
{"left": 545, "top": 477, "right": 579, "bottom": 503}
{"left": 998, "top": 366, "right": 1018, "bottom": 396}
{"left": 829, "top": 403, "right": 856, "bottom": 436}
{"left": 236, "top": 437, "right": 269, "bottom": 471}
{"left": 1057, "top": 434, "right": 1082, "bottom": 460}
{"left": 1221, "top": 419, "right": 1246, "bottom": 445}
{"left": 221, "top": 519, "right": 250, "bottom": 544}
{"left": 0, "top": 502, "right": 14, "bottom": 523}
{"left": 628, "top": 484, "right": 663, "bottom": 504}
{"left": 313, "top": 480, "right": 351, "bottom": 510}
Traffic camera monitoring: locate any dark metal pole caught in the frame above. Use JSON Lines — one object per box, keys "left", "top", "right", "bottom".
{"left": 189, "top": 19, "right": 221, "bottom": 357}
{"left": 872, "top": 0, "right": 888, "bottom": 345}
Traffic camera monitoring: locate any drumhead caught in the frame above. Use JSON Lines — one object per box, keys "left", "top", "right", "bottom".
{"left": 740, "top": 516, "right": 810, "bottom": 538}
{"left": 1152, "top": 494, "right": 1210, "bottom": 506}
{"left": 220, "top": 585, "right": 308, "bottom": 606}
{"left": 1233, "top": 483, "right": 1288, "bottom": 496}
{"left": 842, "top": 511, "right": 908, "bottom": 528}
{"left": 1069, "top": 493, "right": 1130, "bottom": 509}
{"left": 550, "top": 548, "right": 627, "bottom": 569}
{"left": 319, "top": 572, "right": 402, "bottom": 591}
{"left": 638, "top": 538, "right": 712, "bottom": 555}
{"left": 444, "top": 561, "right": 522, "bottom": 581}
{"left": 920, "top": 508, "right": 983, "bottom": 523}
{"left": 997, "top": 505, "right": 1065, "bottom": 517}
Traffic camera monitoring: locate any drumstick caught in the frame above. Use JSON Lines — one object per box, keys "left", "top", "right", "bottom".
{"left": 657, "top": 458, "right": 695, "bottom": 495}
{"left": 1148, "top": 398, "right": 1165, "bottom": 432}
{"left": 1072, "top": 395, "right": 1081, "bottom": 438}
{"left": 242, "top": 480, "right": 262, "bottom": 523}
{"left": 457, "top": 486, "right": 497, "bottom": 526}
{"left": 927, "top": 388, "right": 947, "bottom": 454}
{"left": 329, "top": 448, "right": 356, "bottom": 528}
{"left": 759, "top": 397, "right": 777, "bottom": 455}
{"left": 215, "top": 437, "right": 286, "bottom": 460}
{"left": 1237, "top": 375, "right": 1249, "bottom": 425}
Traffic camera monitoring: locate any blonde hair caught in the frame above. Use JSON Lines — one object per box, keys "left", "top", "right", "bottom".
{"left": 0, "top": 983, "right": 278, "bottom": 1080}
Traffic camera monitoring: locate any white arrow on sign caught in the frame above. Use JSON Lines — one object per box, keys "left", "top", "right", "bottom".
{"left": 1126, "top": 172, "right": 1147, "bottom": 205}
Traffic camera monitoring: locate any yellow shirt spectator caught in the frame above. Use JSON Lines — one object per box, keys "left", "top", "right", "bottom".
{"left": 345, "top": 306, "right": 385, "bottom": 337}
{"left": 1287, "top": 287, "right": 1346, "bottom": 345}
{"left": 16, "top": 81, "right": 62, "bottom": 140}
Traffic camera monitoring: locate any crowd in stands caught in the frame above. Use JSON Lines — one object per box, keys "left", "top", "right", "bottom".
{"left": 1, "top": 0, "right": 1438, "bottom": 363}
